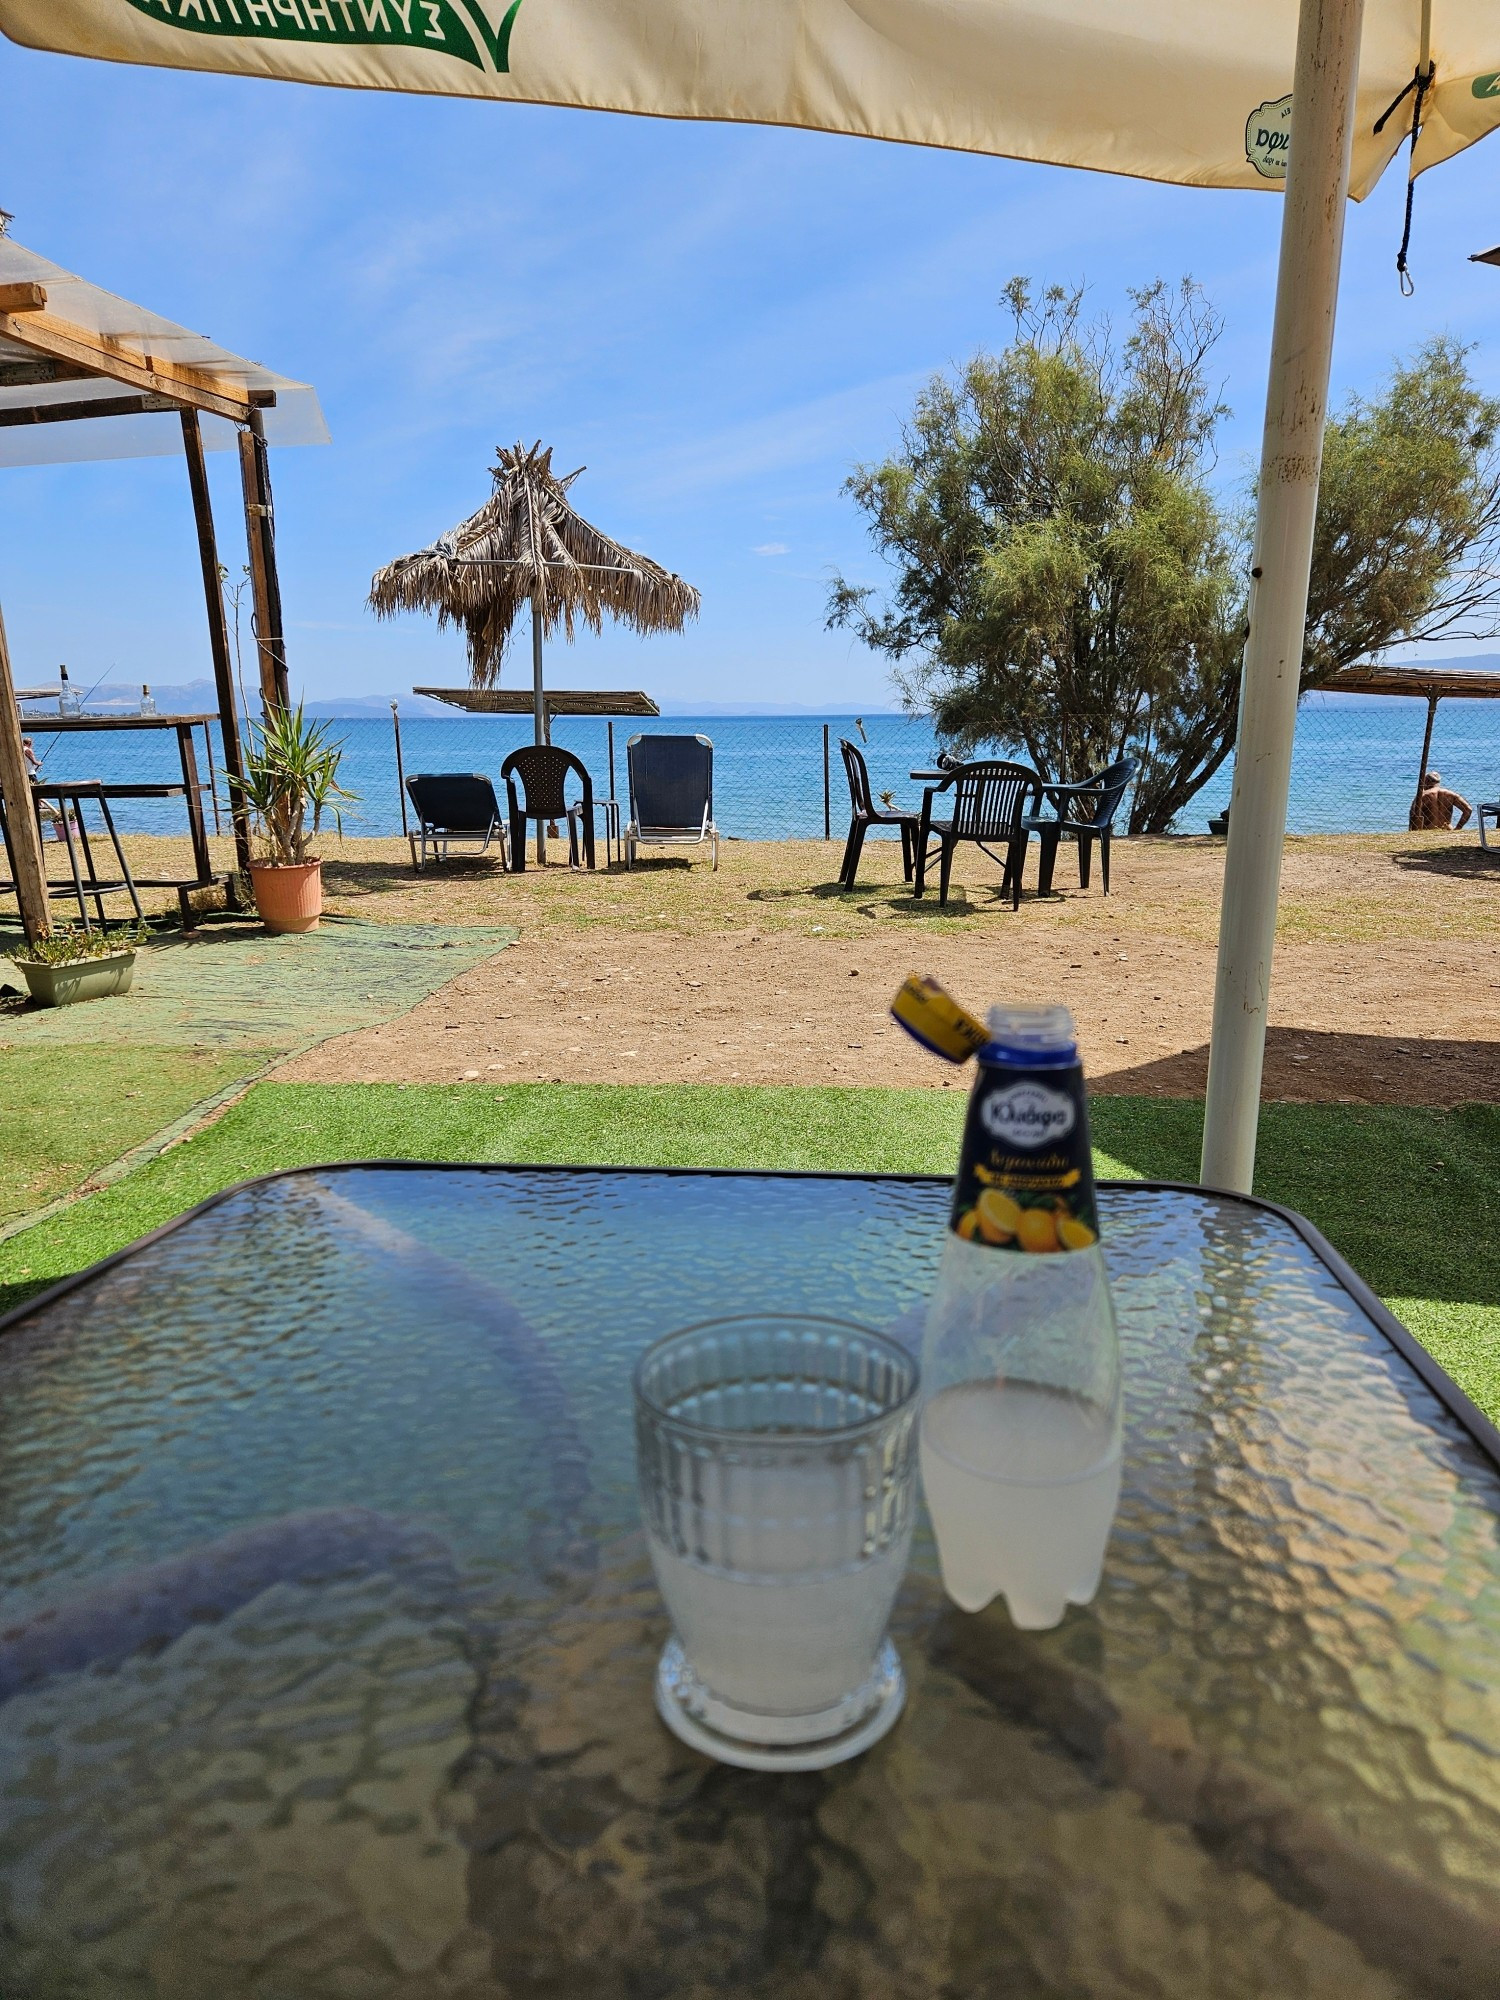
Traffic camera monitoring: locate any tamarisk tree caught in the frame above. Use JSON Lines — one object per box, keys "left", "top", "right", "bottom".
{"left": 830, "top": 281, "right": 1500, "bottom": 832}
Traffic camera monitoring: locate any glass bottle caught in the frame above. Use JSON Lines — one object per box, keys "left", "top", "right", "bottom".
{"left": 57, "top": 665, "right": 80, "bottom": 717}
{"left": 918, "top": 1004, "right": 1122, "bottom": 1629}
{"left": 139, "top": 684, "right": 157, "bottom": 716}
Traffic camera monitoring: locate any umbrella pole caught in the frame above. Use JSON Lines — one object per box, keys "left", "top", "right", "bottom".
{"left": 532, "top": 589, "right": 547, "bottom": 862}
{"left": 1200, "top": 0, "right": 1364, "bottom": 1193}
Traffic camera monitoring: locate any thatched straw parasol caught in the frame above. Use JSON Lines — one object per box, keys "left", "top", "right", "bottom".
{"left": 369, "top": 441, "right": 699, "bottom": 744}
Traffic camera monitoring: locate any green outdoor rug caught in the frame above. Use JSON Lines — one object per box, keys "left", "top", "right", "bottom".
{"left": 0, "top": 918, "right": 514, "bottom": 1242}
{"left": 0, "top": 919, "right": 514, "bottom": 1052}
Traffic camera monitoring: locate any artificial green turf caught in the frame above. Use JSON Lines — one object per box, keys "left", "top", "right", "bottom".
{"left": 2, "top": 1081, "right": 1497, "bottom": 1423}
{"left": 0, "top": 1044, "right": 262, "bottom": 1227}
{"left": 0, "top": 1082, "right": 970, "bottom": 1312}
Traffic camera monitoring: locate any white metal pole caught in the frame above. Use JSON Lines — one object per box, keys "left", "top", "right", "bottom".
{"left": 1200, "top": 0, "right": 1366, "bottom": 1193}
{"left": 531, "top": 590, "right": 548, "bottom": 862}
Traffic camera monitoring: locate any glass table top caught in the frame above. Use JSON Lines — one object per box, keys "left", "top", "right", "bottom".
{"left": 1, "top": 1165, "right": 1498, "bottom": 1999}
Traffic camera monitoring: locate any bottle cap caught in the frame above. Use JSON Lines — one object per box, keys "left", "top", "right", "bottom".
{"left": 984, "top": 1004, "right": 1078, "bottom": 1065}
{"left": 890, "top": 974, "right": 989, "bottom": 1064}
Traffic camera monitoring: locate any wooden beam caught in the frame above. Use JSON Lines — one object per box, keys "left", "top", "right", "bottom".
{"left": 0, "top": 597, "right": 52, "bottom": 942}
{"left": 238, "top": 410, "right": 289, "bottom": 712}
{"left": 0, "top": 392, "right": 180, "bottom": 428}
{"left": 0, "top": 282, "right": 47, "bottom": 314}
{"left": 0, "top": 359, "right": 92, "bottom": 389}
{"left": 181, "top": 410, "right": 252, "bottom": 876}
{"left": 0, "top": 307, "right": 253, "bottom": 423}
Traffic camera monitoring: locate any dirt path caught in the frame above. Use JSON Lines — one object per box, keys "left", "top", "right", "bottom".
{"left": 277, "top": 926, "right": 1500, "bottom": 1106}
{"left": 42, "top": 830, "right": 1493, "bottom": 1107}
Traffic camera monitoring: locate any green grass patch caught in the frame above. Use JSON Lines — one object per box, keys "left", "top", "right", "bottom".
{"left": 0, "top": 1043, "right": 262, "bottom": 1227}
{"left": 0, "top": 1082, "right": 969, "bottom": 1313}
{"left": 3, "top": 1082, "right": 1498, "bottom": 1424}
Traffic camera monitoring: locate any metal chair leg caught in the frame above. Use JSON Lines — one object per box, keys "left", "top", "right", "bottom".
{"left": 55, "top": 803, "right": 91, "bottom": 931}
{"left": 71, "top": 809, "right": 110, "bottom": 930}
{"left": 95, "top": 792, "right": 144, "bottom": 922}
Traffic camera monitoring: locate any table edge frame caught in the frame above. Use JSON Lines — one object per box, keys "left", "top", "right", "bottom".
{"left": 4, "top": 1161, "right": 1497, "bottom": 1472}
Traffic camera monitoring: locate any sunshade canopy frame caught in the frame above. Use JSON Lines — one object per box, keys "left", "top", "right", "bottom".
{"left": 0, "top": 236, "right": 329, "bottom": 941}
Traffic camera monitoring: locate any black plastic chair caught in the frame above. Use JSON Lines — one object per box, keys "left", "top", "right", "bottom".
{"left": 1025, "top": 758, "right": 1136, "bottom": 895}
{"left": 838, "top": 738, "right": 919, "bottom": 888}
{"left": 625, "top": 734, "right": 718, "bottom": 869}
{"left": 500, "top": 746, "right": 596, "bottom": 871}
{"left": 404, "top": 773, "right": 508, "bottom": 871}
{"left": 914, "top": 759, "right": 1043, "bottom": 908}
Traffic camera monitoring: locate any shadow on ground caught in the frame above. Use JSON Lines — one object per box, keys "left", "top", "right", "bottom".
{"left": 1388, "top": 844, "right": 1500, "bottom": 879}
{"left": 1102, "top": 1027, "right": 1500, "bottom": 1109}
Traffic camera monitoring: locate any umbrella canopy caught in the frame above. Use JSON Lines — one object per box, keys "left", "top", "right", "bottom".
{"left": 369, "top": 441, "right": 698, "bottom": 740}
{"left": 1, "top": 3, "right": 1495, "bottom": 195}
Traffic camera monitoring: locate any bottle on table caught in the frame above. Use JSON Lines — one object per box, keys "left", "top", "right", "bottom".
{"left": 139, "top": 683, "right": 157, "bottom": 715}
{"left": 892, "top": 979, "right": 1122, "bottom": 1630}
{"left": 57, "top": 664, "right": 80, "bottom": 716}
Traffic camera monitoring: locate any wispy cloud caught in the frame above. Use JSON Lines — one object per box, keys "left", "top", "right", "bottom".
{"left": 754, "top": 542, "right": 789, "bottom": 556}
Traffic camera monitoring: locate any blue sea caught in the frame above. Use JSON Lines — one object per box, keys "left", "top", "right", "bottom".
{"left": 17, "top": 693, "right": 1496, "bottom": 842}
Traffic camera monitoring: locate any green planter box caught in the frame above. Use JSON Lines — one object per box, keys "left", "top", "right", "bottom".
{"left": 17, "top": 950, "right": 137, "bottom": 1008}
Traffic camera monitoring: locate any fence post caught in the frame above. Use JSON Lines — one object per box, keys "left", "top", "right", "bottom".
{"left": 608, "top": 719, "right": 616, "bottom": 802}
{"left": 822, "top": 723, "right": 831, "bottom": 840}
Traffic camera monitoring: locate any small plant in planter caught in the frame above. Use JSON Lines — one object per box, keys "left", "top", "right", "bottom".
{"left": 11, "top": 921, "right": 151, "bottom": 1009}
{"left": 233, "top": 703, "right": 357, "bottom": 934}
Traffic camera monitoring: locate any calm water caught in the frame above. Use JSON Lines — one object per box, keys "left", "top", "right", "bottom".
{"left": 18, "top": 693, "right": 1494, "bottom": 840}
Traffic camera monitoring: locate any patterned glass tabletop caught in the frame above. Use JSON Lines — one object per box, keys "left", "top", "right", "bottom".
{"left": 0, "top": 1165, "right": 1497, "bottom": 2000}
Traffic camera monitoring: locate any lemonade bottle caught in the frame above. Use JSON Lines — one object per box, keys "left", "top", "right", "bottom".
{"left": 896, "top": 987, "right": 1122, "bottom": 1629}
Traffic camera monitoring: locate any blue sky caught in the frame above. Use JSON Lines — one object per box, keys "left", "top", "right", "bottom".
{"left": 2, "top": 38, "right": 1499, "bottom": 710}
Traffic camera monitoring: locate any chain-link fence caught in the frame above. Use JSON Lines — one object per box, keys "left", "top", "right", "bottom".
{"left": 16, "top": 692, "right": 1500, "bottom": 842}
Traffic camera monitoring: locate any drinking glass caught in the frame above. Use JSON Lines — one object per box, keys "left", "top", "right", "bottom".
{"left": 633, "top": 1313, "right": 919, "bottom": 1771}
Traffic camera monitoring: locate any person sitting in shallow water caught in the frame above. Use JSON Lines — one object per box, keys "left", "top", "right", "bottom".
{"left": 1409, "top": 768, "right": 1473, "bottom": 830}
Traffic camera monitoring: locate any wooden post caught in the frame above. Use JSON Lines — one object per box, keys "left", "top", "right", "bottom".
{"left": 823, "top": 722, "right": 831, "bottom": 840}
{"left": 1416, "top": 690, "right": 1440, "bottom": 797}
{"left": 181, "top": 410, "right": 251, "bottom": 874}
{"left": 0, "top": 597, "right": 51, "bottom": 942}
{"left": 238, "top": 411, "right": 288, "bottom": 713}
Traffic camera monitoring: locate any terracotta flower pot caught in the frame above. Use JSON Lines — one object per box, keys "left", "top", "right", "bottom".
{"left": 248, "top": 859, "right": 323, "bottom": 934}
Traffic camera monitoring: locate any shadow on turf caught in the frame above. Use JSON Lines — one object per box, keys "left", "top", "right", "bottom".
{"left": 1101, "top": 1028, "right": 1500, "bottom": 1109}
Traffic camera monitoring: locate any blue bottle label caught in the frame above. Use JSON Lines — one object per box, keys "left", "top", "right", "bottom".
{"left": 951, "top": 1060, "right": 1099, "bottom": 1252}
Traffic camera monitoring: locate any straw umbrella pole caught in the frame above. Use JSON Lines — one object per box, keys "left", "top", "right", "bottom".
{"left": 370, "top": 442, "right": 699, "bottom": 749}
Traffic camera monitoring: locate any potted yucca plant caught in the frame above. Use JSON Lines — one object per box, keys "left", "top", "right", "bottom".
{"left": 11, "top": 921, "right": 149, "bottom": 1008}
{"left": 233, "top": 704, "right": 357, "bottom": 934}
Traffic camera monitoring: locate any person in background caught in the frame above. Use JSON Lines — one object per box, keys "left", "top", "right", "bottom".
{"left": 21, "top": 736, "right": 66, "bottom": 841}
{"left": 1409, "top": 768, "right": 1473, "bottom": 830}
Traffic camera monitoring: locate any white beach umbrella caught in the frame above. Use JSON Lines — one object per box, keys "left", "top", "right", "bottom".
{"left": 5, "top": 0, "right": 1497, "bottom": 1188}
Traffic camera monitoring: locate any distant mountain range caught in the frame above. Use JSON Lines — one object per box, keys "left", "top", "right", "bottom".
{"left": 15, "top": 679, "right": 905, "bottom": 720}
{"left": 18, "top": 658, "right": 1500, "bottom": 723}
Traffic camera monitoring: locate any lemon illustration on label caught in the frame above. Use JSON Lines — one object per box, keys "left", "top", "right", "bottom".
{"left": 975, "top": 1188, "right": 1021, "bottom": 1243}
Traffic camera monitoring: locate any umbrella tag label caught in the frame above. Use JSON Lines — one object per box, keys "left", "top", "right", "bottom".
{"left": 1246, "top": 95, "right": 1292, "bottom": 179}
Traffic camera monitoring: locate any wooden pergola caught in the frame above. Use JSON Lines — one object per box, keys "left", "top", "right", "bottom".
{"left": 0, "top": 237, "right": 327, "bottom": 942}
{"left": 1327, "top": 662, "right": 1500, "bottom": 793}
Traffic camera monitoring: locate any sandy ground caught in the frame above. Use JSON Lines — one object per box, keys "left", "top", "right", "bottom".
{"left": 253, "top": 831, "right": 1500, "bottom": 1107}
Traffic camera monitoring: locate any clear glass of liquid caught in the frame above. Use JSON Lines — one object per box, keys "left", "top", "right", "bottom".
{"left": 634, "top": 1313, "right": 919, "bottom": 1771}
